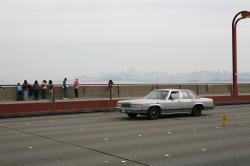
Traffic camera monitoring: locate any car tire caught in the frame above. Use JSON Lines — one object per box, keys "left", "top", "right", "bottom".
{"left": 147, "top": 107, "right": 161, "bottom": 120}
{"left": 191, "top": 105, "right": 202, "bottom": 116}
{"left": 127, "top": 113, "right": 138, "bottom": 118}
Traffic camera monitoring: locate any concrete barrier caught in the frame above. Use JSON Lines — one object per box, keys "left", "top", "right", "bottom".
{"left": 196, "top": 84, "right": 231, "bottom": 96}
{"left": 179, "top": 85, "right": 197, "bottom": 93}
{"left": 118, "top": 85, "right": 153, "bottom": 98}
{"left": 206, "top": 84, "right": 231, "bottom": 96}
{"left": 158, "top": 84, "right": 180, "bottom": 89}
{"left": 0, "top": 87, "right": 16, "bottom": 101}
{"left": 238, "top": 83, "right": 250, "bottom": 95}
{"left": 83, "top": 86, "right": 109, "bottom": 98}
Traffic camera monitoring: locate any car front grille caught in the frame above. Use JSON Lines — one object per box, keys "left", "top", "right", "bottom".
{"left": 121, "top": 103, "right": 131, "bottom": 108}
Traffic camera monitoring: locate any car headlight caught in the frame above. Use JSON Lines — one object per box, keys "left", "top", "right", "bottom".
{"left": 131, "top": 104, "right": 144, "bottom": 109}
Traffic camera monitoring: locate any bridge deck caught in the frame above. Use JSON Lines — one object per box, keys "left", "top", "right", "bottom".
{"left": 1, "top": 104, "right": 250, "bottom": 166}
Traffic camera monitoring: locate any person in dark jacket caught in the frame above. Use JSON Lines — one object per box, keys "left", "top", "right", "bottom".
{"left": 33, "top": 80, "right": 40, "bottom": 100}
{"left": 22, "top": 80, "right": 29, "bottom": 101}
{"left": 28, "top": 84, "right": 33, "bottom": 97}
{"left": 108, "top": 80, "right": 114, "bottom": 88}
{"left": 63, "top": 78, "right": 68, "bottom": 99}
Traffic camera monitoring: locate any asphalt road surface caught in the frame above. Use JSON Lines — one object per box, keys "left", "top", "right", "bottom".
{"left": 1, "top": 104, "right": 250, "bottom": 166}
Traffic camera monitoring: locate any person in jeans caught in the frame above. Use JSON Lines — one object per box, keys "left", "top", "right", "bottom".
{"left": 22, "top": 80, "right": 29, "bottom": 101}
{"left": 16, "top": 83, "right": 23, "bottom": 101}
{"left": 48, "top": 80, "right": 54, "bottom": 102}
{"left": 74, "top": 78, "right": 79, "bottom": 98}
{"left": 63, "top": 78, "right": 68, "bottom": 99}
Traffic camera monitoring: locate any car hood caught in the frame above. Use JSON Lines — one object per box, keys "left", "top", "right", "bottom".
{"left": 119, "top": 99, "right": 162, "bottom": 104}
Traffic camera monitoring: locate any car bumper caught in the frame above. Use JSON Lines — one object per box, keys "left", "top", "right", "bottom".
{"left": 203, "top": 105, "right": 215, "bottom": 110}
{"left": 116, "top": 107, "right": 147, "bottom": 114}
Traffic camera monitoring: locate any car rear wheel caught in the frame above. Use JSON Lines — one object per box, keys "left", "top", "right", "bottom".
{"left": 127, "top": 113, "right": 138, "bottom": 118}
{"left": 191, "top": 105, "right": 202, "bottom": 116}
{"left": 147, "top": 107, "right": 161, "bottom": 120}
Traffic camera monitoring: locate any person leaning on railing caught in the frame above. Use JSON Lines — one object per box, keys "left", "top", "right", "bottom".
{"left": 41, "top": 80, "right": 47, "bottom": 99}
{"left": 16, "top": 83, "right": 23, "bottom": 101}
{"left": 74, "top": 78, "right": 79, "bottom": 99}
{"left": 22, "top": 80, "right": 29, "bottom": 101}
{"left": 48, "top": 80, "right": 55, "bottom": 102}
{"left": 33, "top": 80, "right": 40, "bottom": 100}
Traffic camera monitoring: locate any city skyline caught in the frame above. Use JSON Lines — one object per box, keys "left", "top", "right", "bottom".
{"left": 2, "top": 69, "right": 250, "bottom": 84}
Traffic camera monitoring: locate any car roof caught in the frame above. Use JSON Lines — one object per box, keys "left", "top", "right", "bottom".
{"left": 154, "top": 89, "right": 191, "bottom": 91}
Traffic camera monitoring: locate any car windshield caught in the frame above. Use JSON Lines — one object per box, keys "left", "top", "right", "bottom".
{"left": 144, "top": 90, "right": 169, "bottom": 100}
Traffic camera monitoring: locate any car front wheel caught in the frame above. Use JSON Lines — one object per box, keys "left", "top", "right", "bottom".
{"left": 147, "top": 107, "right": 161, "bottom": 120}
{"left": 191, "top": 105, "right": 202, "bottom": 116}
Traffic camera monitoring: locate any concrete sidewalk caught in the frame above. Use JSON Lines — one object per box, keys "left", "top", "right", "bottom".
{"left": 0, "top": 97, "right": 140, "bottom": 105}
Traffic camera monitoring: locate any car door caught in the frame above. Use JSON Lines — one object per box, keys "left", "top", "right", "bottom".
{"left": 180, "top": 90, "right": 195, "bottom": 111}
{"left": 165, "top": 91, "right": 182, "bottom": 112}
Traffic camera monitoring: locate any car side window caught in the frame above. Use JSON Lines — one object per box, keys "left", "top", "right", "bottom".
{"left": 160, "top": 91, "right": 168, "bottom": 100}
{"left": 169, "top": 91, "right": 180, "bottom": 100}
{"left": 181, "top": 91, "right": 193, "bottom": 99}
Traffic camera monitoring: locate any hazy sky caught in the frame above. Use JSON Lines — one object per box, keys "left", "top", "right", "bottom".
{"left": 0, "top": 0, "right": 250, "bottom": 82}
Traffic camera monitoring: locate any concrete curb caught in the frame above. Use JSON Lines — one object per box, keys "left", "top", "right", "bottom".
{"left": 1, "top": 102, "right": 250, "bottom": 118}
{"left": 0, "top": 108, "right": 117, "bottom": 118}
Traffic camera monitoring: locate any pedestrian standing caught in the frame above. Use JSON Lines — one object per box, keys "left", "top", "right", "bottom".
{"left": 28, "top": 83, "right": 33, "bottom": 97}
{"left": 108, "top": 80, "right": 114, "bottom": 88}
{"left": 41, "top": 80, "right": 47, "bottom": 99}
{"left": 74, "top": 78, "right": 79, "bottom": 99}
{"left": 22, "top": 80, "right": 29, "bottom": 101}
{"left": 108, "top": 80, "right": 114, "bottom": 100}
{"left": 33, "top": 80, "right": 40, "bottom": 100}
{"left": 16, "top": 83, "right": 23, "bottom": 101}
{"left": 63, "top": 78, "right": 68, "bottom": 99}
{"left": 48, "top": 80, "right": 54, "bottom": 102}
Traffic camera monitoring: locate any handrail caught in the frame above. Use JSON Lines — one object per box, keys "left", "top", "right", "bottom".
{"left": 1, "top": 83, "right": 249, "bottom": 87}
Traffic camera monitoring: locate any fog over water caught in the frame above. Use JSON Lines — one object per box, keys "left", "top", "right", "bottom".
{"left": 0, "top": 0, "right": 250, "bottom": 83}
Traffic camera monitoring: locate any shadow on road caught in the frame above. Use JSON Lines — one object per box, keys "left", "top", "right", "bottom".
{"left": 119, "top": 113, "right": 211, "bottom": 121}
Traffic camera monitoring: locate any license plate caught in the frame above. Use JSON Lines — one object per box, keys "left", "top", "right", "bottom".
{"left": 121, "top": 109, "right": 126, "bottom": 113}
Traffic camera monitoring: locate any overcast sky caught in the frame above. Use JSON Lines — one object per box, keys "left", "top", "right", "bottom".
{"left": 0, "top": 0, "right": 250, "bottom": 83}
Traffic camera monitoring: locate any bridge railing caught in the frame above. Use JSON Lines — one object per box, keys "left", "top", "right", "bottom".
{"left": 1, "top": 83, "right": 250, "bottom": 102}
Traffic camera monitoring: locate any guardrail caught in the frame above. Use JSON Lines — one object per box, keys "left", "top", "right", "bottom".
{"left": 1, "top": 83, "right": 250, "bottom": 102}
{"left": 1, "top": 83, "right": 250, "bottom": 117}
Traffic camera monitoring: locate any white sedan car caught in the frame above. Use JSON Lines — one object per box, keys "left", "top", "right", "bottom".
{"left": 116, "top": 89, "right": 214, "bottom": 120}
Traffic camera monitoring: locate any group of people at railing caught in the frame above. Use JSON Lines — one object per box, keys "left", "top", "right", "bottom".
{"left": 16, "top": 78, "right": 80, "bottom": 102}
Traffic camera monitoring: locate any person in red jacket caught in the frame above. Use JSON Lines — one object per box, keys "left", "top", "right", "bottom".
{"left": 74, "top": 79, "right": 79, "bottom": 98}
